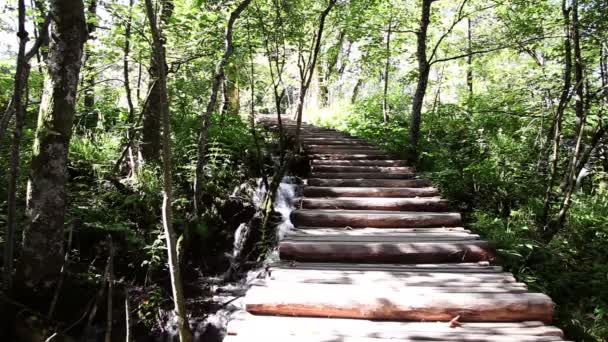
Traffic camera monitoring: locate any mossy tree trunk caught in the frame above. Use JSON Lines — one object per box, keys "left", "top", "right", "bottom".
{"left": 15, "top": 0, "right": 87, "bottom": 292}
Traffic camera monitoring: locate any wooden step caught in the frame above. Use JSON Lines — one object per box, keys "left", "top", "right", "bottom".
{"left": 307, "top": 148, "right": 387, "bottom": 155}
{"left": 264, "top": 270, "right": 516, "bottom": 286}
{"left": 291, "top": 209, "right": 461, "bottom": 228}
{"left": 226, "top": 334, "right": 566, "bottom": 342}
{"left": 252, "top": 279, "right": 528, "bottom": 293}
{"left": 306, "top": 144, "right": 381, "bottom": 151}
{"left": 303, "top": 186, "right": 439, "bottom": 197}
{"left": 302, "top": 139, "right": 373, "bottom": 146}
{"left": 306, "top": 178, "right": 431, "bottom": 187}
{"left": 228, "top": 314, "right": 564, "bottom": 339}
{"left": 311, "top": 172, "right": 416, "bottom": 179}
{"left": 279, "top": 240, "right": 494, "bottom": 263}
{"left": 244, "top": 284, "right": 554, "bottom": 322}
{"left": 300, "top": 197, "right": 449, "bottom": 211}
{"left": 269, "top": 261, "right": 502, "bottom": 272}
{"left": 309, "top": 154, "right": 393, "bottom": 160}
{"left": 312, "top": 165, "right": 415, "bottom": 174}
{"left": 290, "top": 228, "right": 472, "bottom": 237}
{"left": 292, "top": 227, "right": 469, "bottom": 233}
{"left": 284, "top": 233, "right": 480, "bottom": 242}
{"left": 311, "top": 159, "right": 408, "bottom": 166}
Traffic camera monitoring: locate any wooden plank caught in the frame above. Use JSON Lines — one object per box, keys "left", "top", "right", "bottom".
{"left": 279, "top": 240, "right": 495, "bottom": 263}
{"left": 300, "top": 197, "right": 450, "bottom": 211}
{"left": 312, "top": 165, "right": 415, "bottom": 174}
{"left": 227, "top": 314, "right": 564, "bottom": 338}
{"left": 311, "top": 172, "right": 418, "bottom": 179}
{"left": 303, "top": 186, "right": 439, "bottom": 197}
{"left": 283, "top": 234, "right": 480, "bottom": 243}
{"left": 307, "top": 148, "right": 388, "bottom": 155}
{"left": 291, "top": 227, "right": 470, "bottom": 234}
{"left": 291, "top": 210, "right": 461, "bottom": 228}
{"left": 289, "top": 228, "right": 473, "bottom": 238}
{"left": 306, "top": 144, "right": 381, "bottom": 151}
{"left": 244, "top": 285, "right": 555, "bottom": 323}
{"left": 311, "top": 159, "right": 408, "bottom": 166}
{"left": 309, "top": 154, "right": 393, "bottom": 160}
{"left": 269, "top": 261, "right": 500, "bottom": 272}
{"left": 251, "top": 279, "right": 527, "bottom": 292}
{"left": 266, "top": 270, "right": 516, "bottom": 283}
{"left": 225, "top": 334, "right": 565, "bottom": 342}
{"left": 306, "top": 178, "right": 431, "bottom": 187}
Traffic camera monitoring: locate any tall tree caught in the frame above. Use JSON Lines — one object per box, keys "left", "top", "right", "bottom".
{"left": 293, "top": 0, "right": 337, "bottom": 144}
{"left": 193, "top": 0, "right": 252, "bottom": 218}
{"left": 3, "top": 0, "right": 28, "bottom": 291}
{"left": 15, "top": 0, "right": 87, "bottom": 292}
{"left": 81, "top": 0, "right": 98, "bottom": 129}
{"left": 144, "top": 0, "right": 192, "bottom": 340}
{"left": 141, "top": 0, "right": 174, "bottom": 162}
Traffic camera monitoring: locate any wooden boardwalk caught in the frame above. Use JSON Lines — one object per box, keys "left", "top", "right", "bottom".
{"left": 225, "top": 121, "right": 566, "bottom": 341}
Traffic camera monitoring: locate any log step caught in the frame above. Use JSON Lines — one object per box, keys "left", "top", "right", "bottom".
{"left": 303, "top": 186, "right": 439, "bottom": 197}
{"left": 309, "top": 154, "right": 393, "bottom": 160}
{"left": 306, "top": 178, "right": 431, "bottom": 187}
{"left": 291, "top": 209, "right": 461, "bottom": 228}
{"left": 312, "top": 165, "right": 415, "bottom": 173}
{"left": 279, "top": 240, "right": 494, "bottom": 263}
{"left": 263, "top": 270, "right": 515, "bottom": 286}
{"left": 244, "top": 284, "right": 554, "bottom": 322}
{"left": 311, "top": 159, "right": 408, "bottom": 166}
{"left": 302, "top": 139, "right": 374, "bottom": 146}
{"left": 227, "top": 314, "right": 565, "bottom": 339}
{"left": 300, "top": 197, "right": 450, "bottom": 211}
{"left": 290, "top": 227, "right": 472, "bottom": 237}
{"left": 304, "top": 143, "right": 382, "bottom": 151}
{"left": 292, "top": 226, "right": 470, "bottom": 233}
{"left": 311, "top": 172, "right": 416, "bottom": 179}
{"left": 252, "top": 279, "right": 528, "bottom": 293}
{"left": 269, "top": 261, "right": 501, "bottom": 272}
{"left": 307, "top": 148, "right": 388, "bottom": 155}
{"left": 284, "top": 233, "right": 480, "bottom": 242}
{"left": 225, "top": 334, "right": 566, "bottom": 342}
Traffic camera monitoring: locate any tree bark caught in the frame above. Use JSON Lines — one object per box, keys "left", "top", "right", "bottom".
{"left": 82, "top": 0, "right": 98, "bottom": 129}
{"left": 543, "top": 0, "right": 585, "bottom": 242}
{"left": 15, "top": 0, "right": 87, "bottom": 292}
{"left": 294, "top": 0, "right": 337, "bottom": 144}
{"left": 194, "top": 0, "right": 252, "bottom": 218}
{"left": 382, "top": 17, "right": 393, "bottom": 123}
{"left": 408, "top": 0, "right": 433, "bottom": 163}
{"left": 144, "top": 0, "right": 192, "bottom": 340}
{"left": 141, "top": 0, "right": 173, "bottom": 162}
{"left": 466, "top": 18, "right": 473, "bottom": 95}
{"left": 3, "top": 0, "right": 28, "bottom": 291}
{"left": 539, "top": 0, "right": 573, "bottom": 230}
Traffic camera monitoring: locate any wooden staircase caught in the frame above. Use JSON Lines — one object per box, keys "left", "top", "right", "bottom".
{"left": 225, "top": 121, "right": 567, "bottom": 341}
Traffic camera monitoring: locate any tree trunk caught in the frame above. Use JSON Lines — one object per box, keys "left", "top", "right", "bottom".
{"left": 141, "top": 0, "right": 173, "bottom": 162}
{"left": 409, "top": 0, "right": 433, "bottom": 163}
{"left": 194, "top": 0, "right": 252, "bottom": 217}
{"left": 222, "top": 66, "right": 240, "bottom": 117}
{"left": 539, "top": 0, "right": 573, "bottom": 230}
{"left": 543, "top": 0, "right": 584, "bottom": 242}
{"left": 466, "top": 18, "right": 473, "bottom": 95}
{"left": 294, "top": 0, "right": 337, "bottom": 144}
{"left": 3, "top": 0, "right": 28, "bottom": 291}
{"left": 15, "top": 0, "right": 87, "bottom": 293}
{"left": 81, "top": 0, "right": 97, "bottom": 129}
{"left": 382, "top": 17, "right": 393, "bottom": 123}
{"left": 144, "top": 0, "right": 192, "bottom": 340}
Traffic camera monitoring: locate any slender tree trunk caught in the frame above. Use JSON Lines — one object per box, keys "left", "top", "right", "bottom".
{"left": 382, "top": 17, "right": 393, "bottom": 123}
{"left": 15, "top": 0, "right": 87, "bottom": 293}
{"left": 294, "top": 0, "right": 337, "bottom": 144}
{"left": 543, "top": 0, "right": 584, "bottom": 242}
{"left": 194, "top": 0, "right": 252, "bottom": 218}
{"left": 3, "top": 0, "right": 28, "bottom": 291}
{"left": 82, "top": 0, "right": 97, "bottom": 129}
{"left": 141, "top": 0, "right": 173, "bottom": 162}
{"left": 221, "top": 67, "right": 240, "bottom": 117}
{"left": 539, "top": 0, "right": 573, "bottom": 229}
{"left": 123, "top": 0, "right": 137, "bottom": 176}
{"left": 409, "top": 0, "right": 433, "bottom": 163}
{"left": 466, "top": 18, "right": 473, "bottom": 95}
{"left": 144, "top": 0, "right": 192, "bottom": 340}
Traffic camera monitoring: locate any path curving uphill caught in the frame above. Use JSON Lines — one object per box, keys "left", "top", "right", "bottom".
{"left": 225, "top": 120, "right": 567, "bottom": 342}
